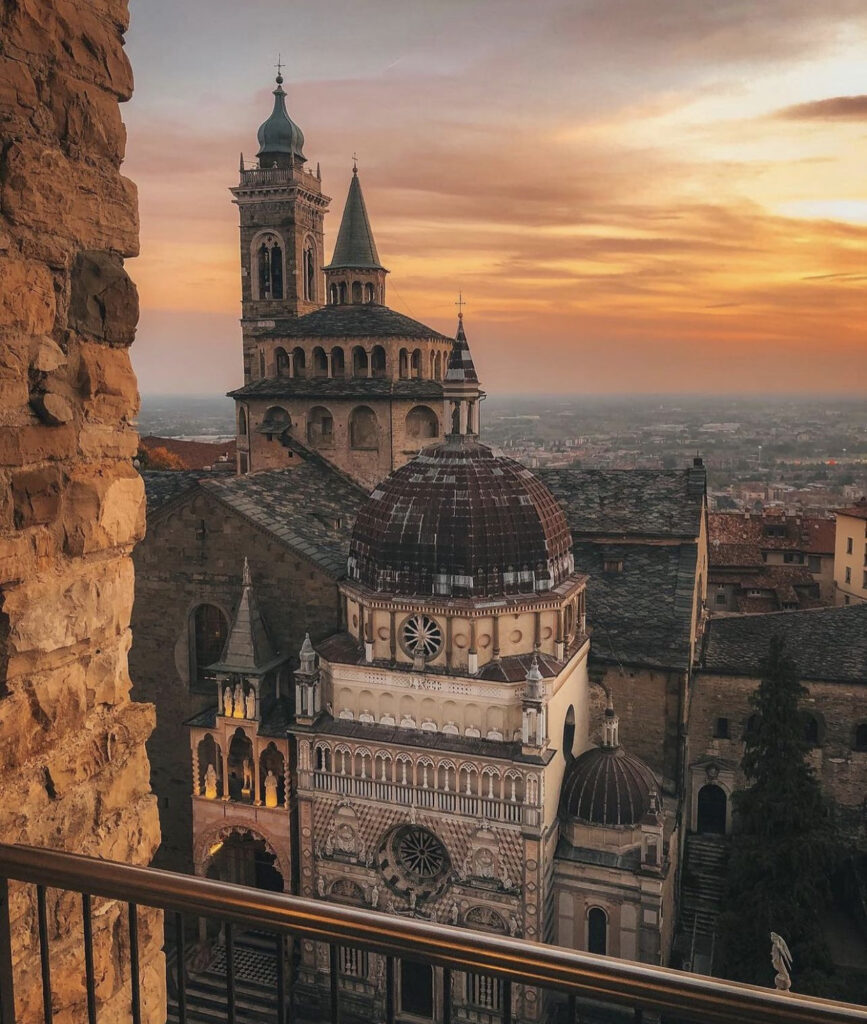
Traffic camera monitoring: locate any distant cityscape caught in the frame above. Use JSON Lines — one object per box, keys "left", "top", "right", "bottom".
{"left": 139, "top": 392, "right": 867, "bottom": 512}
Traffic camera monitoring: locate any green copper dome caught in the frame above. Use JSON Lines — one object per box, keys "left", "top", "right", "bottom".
{"left": 257, "top": 74, "right": 305, "bottom": 164}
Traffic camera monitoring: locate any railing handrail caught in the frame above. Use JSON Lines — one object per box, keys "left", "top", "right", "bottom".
{"left": 0, "top": 843, "right": 863, "bottom": 1024}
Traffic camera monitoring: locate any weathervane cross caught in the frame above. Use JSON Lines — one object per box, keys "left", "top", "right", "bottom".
{"left": 455, "top": 291, "right": 466, "bottom": 316}
{"left": 275, "top": 54, "right": 284, "bottom": 77}
{"left": 352, "top": 152, "right": 358, "bottom": 171}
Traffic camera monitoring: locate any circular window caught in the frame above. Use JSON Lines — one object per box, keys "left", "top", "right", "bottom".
{"left": 401, "top": 614, "right": 443, "bottom": 659}
{"left": 378, "top": 824, "right": 451, "bottom": 902}
{"left": 397, "top": 827, "right": 446, "bottom": 878}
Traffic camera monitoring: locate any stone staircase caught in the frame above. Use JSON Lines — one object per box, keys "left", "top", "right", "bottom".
{"left": 167, "top": 930, "right": 286, "bottom": 1024}
{"left": 677, "top": 834, "right": 729, "bottom": 975}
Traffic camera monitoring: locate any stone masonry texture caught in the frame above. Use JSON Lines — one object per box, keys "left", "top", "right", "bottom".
{"left": 0, "top": 2, "right": 163, "bottom": 1021}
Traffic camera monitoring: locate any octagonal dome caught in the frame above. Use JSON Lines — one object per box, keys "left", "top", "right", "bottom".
{"left": 347, "top": 438, "right": 574, "bottom": 599}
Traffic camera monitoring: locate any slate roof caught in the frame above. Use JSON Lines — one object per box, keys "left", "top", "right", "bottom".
{"left": 537, "top": 467, "right": 705, "bottom": 539}
{"left": 249, "top": 303, "right": 451, "bottom": 341}
{"left": 700, "top": 605, "right": 867, "bottom": 683}
{"left": 573, "top": 540, "right": 697, "bottom": 670}
{"left": 141, "top": 470, "right": 201, "bottom": 514}
{"left": 229, "top": 377, "right": 444, "bottom": 400}
{"left": 560, "top": 743, "right": 658, "bottom": 827}
{"left": 324, "top": 168, "right": 384, "bottom": 270}
{"left": 198, "top": 462, "right": 367, "bottom": 577}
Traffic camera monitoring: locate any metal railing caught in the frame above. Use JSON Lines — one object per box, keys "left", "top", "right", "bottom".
{"left": 0, "top": 843, "right": 864, "bottom": 1024}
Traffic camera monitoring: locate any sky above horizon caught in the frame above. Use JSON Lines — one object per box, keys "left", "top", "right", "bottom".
{"left": 124, "top": 0, "right": 867, "bottom": 397}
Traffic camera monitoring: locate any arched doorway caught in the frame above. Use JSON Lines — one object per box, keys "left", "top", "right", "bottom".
{"left": 206, "top": 831, "right": 284, "bottom": 892}
{"left": 697, "top": 783, "right": 727, "bottom": 834}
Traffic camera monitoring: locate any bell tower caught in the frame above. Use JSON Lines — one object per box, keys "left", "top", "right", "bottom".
{"left": 231, "top": 69, "right": 331, "bottom": 382}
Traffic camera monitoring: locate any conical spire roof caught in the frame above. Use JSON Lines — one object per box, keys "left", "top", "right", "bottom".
{"left": 445, "top": 313, "right": 479, "bottom": 383}
{"left": 325, "top": 167, "right": 385, "bottom": 271}
{"left": 209, "top": 559, "right": 282, "bottom": 674}
{"left": 257, "top": 73, "right": 306, "bottom": 162}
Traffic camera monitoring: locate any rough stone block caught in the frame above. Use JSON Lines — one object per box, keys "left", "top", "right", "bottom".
{"left": 69, "top": 251, "right": 139, "bottom": 345}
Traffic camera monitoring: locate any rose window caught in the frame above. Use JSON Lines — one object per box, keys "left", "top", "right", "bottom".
{"left": 377, "top": 824, "right": 451, "bottom": 901}
{"left": 397, "top": 827, "right": 446, "bottom": 878}
{"left": 401, "top": 615, "right": 442, "bottom": 659}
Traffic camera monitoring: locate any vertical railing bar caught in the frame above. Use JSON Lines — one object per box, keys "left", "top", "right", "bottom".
{"left": 81, "top": 894, "right": 96, "bottom": 1024}
{"left": 568, "top": 992, "right": 577, "bottom": 1024}
{"left": 442, "top": 966, "right": 452, "bottom": 1024}
{"left": 174, "top": 912, "right": 186, "bottom": 1024}
{"left": 36, "top": 885, "right": 53, "bottom": 1024}
{"left": 275, "top": 932, "right": 286, "bottom": 1024}
{"left": 329, "top": 944, "right": 340, "bottom": 1024}
{"left": 633, "top": 1008, "right": 644, "bottom": 1023}
{"left": 502, "top": 976, "right": 512, "bottom": 1024}
{"left": 385, "top": 956, "right": 395, "bottom": 1024}
{"left": 0, "top": 878, "right": 16, "bottom": 1024}
{"left": 128, "top": 902, "right": 141, "bottom": 1024}
{"left": 225, "top": 922, "right": 236, "bottom": 1024}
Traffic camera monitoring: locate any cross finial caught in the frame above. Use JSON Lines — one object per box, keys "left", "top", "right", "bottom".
{"left": 352, "top": 152, "right": 358, "bottom": 173}
{"left": 455, "top": 291, "right": 466, "bottom": 319}
{"left": 274, "top": 54, "right": 284, "bottom": 82}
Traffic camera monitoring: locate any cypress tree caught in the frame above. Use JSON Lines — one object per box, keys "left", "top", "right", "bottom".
{"left": 718, "top": 634, "right": 838, "bottom": 992}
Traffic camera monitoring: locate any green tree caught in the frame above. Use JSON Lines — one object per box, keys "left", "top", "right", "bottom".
{"left": 718, "top": 635, "right": 838, "bottom": 994}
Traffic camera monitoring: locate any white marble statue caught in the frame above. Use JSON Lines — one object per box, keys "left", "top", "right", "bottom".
{"left": 242, "top": 758, "right": 252, "bottom": 794}
{"left": 317, "top": 876, "right": 325, "bottom": 898}
{"left": 264, "top": 769, "right": 278, "bottom": 808}
{"left": 245, "top": 689, "right": 255, "bottom": 719}
{"left": 204, "top": 763, "right": 217, "bottom": 800}
{"left": 233, "top": 682, "right": 244, "bottom": 718}
{"left": 369, "top": 884, "right": 379, "bottom": 909}
{"left": 770, "top": 932, "right": 793, "bottom": 991}
{"left": 450, "top": 901, "right": 459, "bottom": 926}
{"left": 223, "top": 686, "right": 233, "bottom": 717}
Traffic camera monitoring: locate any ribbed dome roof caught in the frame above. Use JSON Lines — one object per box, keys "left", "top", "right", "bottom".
{"left": 347, "top": 438, "right": 575, "bottom": 599}
{"left": 257, "top": 76, "right": 305, "bottom": 162}
{"left": 560, "top": 721, "right": 658, "bottom": 827}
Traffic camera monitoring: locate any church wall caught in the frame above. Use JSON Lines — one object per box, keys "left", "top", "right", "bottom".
{"left": 690, "top": 670, "right": 867, "bottom": 826}
{"left": 590, "top": 665, "right": 686, "bottom": 795}
{"left": 131, "top": 492, "right": 341, "bottom": 871}
{"left": 0, "top": 2, "right": 164, "bottom": 1018}
{"left": 543, "top": 647, "right": 590, "bottom": 827}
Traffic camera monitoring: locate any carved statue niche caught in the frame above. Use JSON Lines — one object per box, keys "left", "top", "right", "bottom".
{"left": 223, "top": 685, "right": 233, "bottom": 717}
{"left": 331, "top": 804, "right": 360, "bottom": 858}
{"left": 245, "top": 688, "right": 256, "bottom": 720}
{"left": 204, "top": 763, "right": 218, "bottom": 800}
{"left": 233, "top": 682, "right": 244, "bottom": 719}
{"left": 264, "top": 769, "right": 278, "bottom": 808}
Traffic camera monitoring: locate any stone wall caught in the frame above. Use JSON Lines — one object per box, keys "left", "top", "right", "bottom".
{"left": 690, "top": 671, "right": 867, "bottom": 831}
{"left": 131, "top": 490, "right": 341, "bottom": 872}
{"left": 0, "top": 2, "right": 163, "bottom": 1020}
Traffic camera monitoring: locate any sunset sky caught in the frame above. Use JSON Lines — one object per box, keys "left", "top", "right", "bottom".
{"left": 124, "top": 0, "right": 867, "bottom": 396}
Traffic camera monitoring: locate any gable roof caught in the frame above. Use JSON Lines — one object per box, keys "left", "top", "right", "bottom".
{"left": 700, "top": 605, "right": 867, "bottom": 683}
{"left": 537, "top": 467, "right": 705, "bottom": 539}
{"left": 573, "top": 540, "right": 697, "bottom": 671}
{"left": 143, "top": 460, "right": 368, "bottom": 578}
{"left": 250, "top": 303, "right": 451, "bottom": 342}
{"left": 141, "top": 470, "right": 201, "bottom": 514}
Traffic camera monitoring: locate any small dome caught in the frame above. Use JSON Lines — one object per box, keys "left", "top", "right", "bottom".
{"left": 560, "top": 716, "right": 658, "bottom": 827}
{"left": 347, "top": 438, "right": 575, "bottom": 599}
{"left": 257, "top": 75, "right": 305, "bottom": 163}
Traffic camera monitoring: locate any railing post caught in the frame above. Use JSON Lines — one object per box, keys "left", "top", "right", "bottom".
{"left": 0, "top": 878, "right": 15, "bottom": 1024}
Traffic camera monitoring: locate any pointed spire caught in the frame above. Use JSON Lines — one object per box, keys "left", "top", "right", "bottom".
{"left": 325, "top": 167, "right": 385, "bottom": 271}
{"left": 445, "top": 311, "right": 479, "bottom": 384}
{"left": 525, "top": 654, "right": 543, "bottom": 699}
{"left": 210, "top": 559, "right": 279, "bottom": 673}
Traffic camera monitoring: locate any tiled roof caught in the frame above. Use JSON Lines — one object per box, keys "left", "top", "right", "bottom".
{"left": 836, "top": 498, "right": 867, "bottom": 522}
{"left": 229, "top": 377, "right": 444, "bottom": 399}
{"left": 141, "top": 470, "right": 201, "bottom": 513}
{"left": 573, "top": 540, "right": 697, "bottom": 670}
{"left": 252, "top": 303, "right": 450, "bottom": 341}
{"left": 198, "top": 462, "right": 367, "bottom": 577}
{"left": 348, "top": 438, "right": 575, "bottom": 598}
{"left": 208, "top": 559, "right": 284, "bottom": 674}
{"left": 709, "top": 511, "right": 835, "bottom": 556}
{"left": 700, "top": 605, "right": 867, "bottom": 682}
{"left": 538, "top": 467, "right": 705, "bottom": 539}
{"left": 560, "top": 743, "right": 658, "bottom": 827}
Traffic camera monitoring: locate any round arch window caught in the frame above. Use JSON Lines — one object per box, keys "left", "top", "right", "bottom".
{"left": 401, "top": 614, "right": 443, "bottom": 659}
